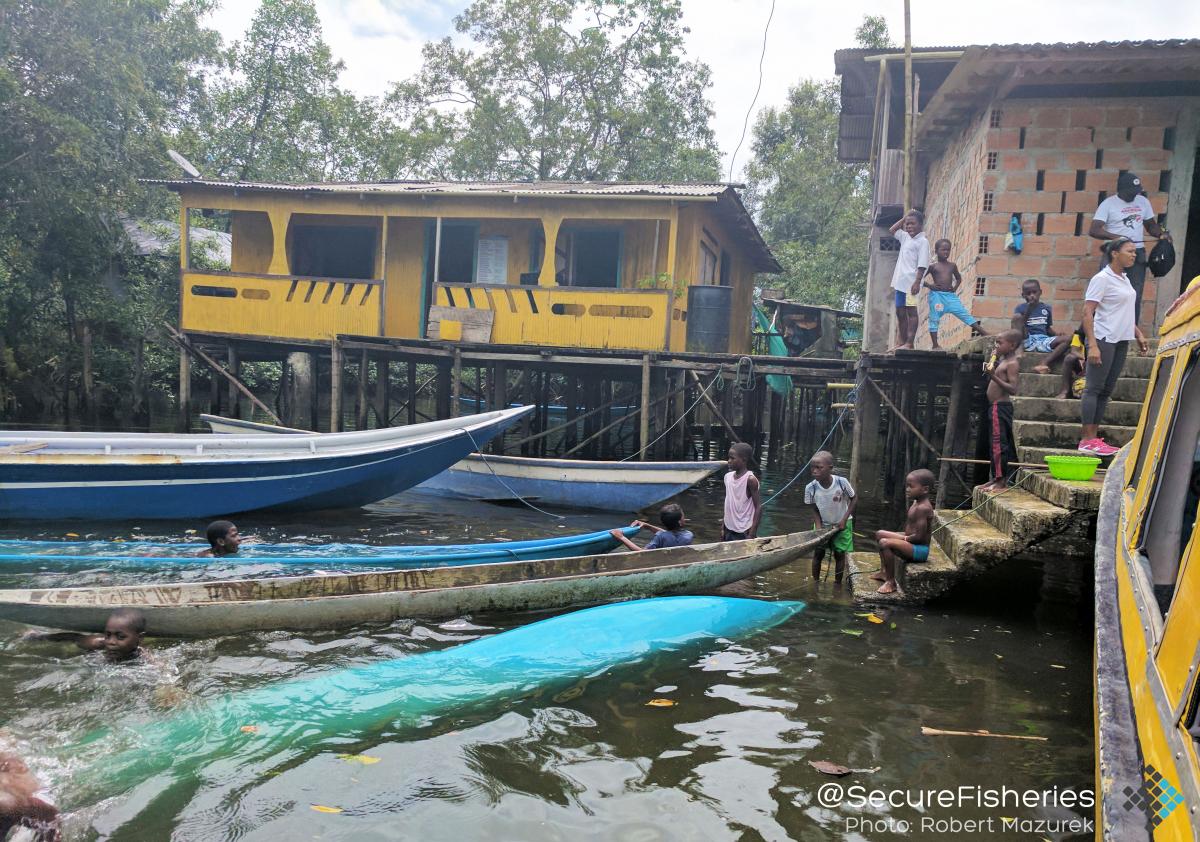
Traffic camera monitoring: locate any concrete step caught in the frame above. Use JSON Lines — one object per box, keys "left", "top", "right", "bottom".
{"left": 1018, "top": 468, "right": 1104, "bottom": 511}
{"left": 1019, "top": 445, "right": 1119, "bottom": 468}
{"left": 971, "top": 486, "right": 1075, "bottom": 544}
{"left": 932, "top": 509, "right": 1016, "bottom": 573}
{"left": 1018, "top": 372, "right": 1148, "bottom": 402}
{"left": 1013, "top": 419, "right": 1136, "bottom": 449}
{"left": 849, "top": 549, "right": 961, "bottom": 606}
{"left": 1018, "top": 350, "right": 1154, "bottom": 377}
{"left": 1011, "top": 396, "right": 1144, "bottom": 426}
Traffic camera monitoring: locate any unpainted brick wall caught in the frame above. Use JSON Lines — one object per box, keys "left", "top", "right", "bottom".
{"left": 911, "top": 98, "right": 1180, "bottom": 348}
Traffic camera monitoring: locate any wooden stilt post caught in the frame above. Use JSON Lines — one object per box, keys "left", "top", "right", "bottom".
{"left": 356, "top": 349, "right": 369, "bottom": 429}
{"left": 407, "top": 361, "right": 417, "bottom": 425}
{"left": 375, "top": 354, "right": 390, "bottom": 427}
{"left": 639, "top": 354, "right": 652, "bottom": 459}
{"left": 177, "top": 348, "right": 191, "bottom": 432}
{"left": 450, "top": 348, "right": 462, "bottom": 418}
{"left": 330, "top": 341, "right": 342, "bottom": 432}
{"left": 226, "top": 343, "right": 240, "bottom": 419}
{"left": 492, "top": 362, "right": 507, "bottom": 454}
{"left": 309, "top": 352, "right": 319, "bottom": 432}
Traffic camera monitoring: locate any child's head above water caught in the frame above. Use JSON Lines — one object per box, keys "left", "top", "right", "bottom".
{"left": 658, "top": 503, "right": 685, "bottom": 530}
{"left": 102, "top": 608, "right": 146, "bottom": 663}
{"left": 905, "top": 469, "right": 935, "bottom": 500}
{"left": 727, "top": 442, "right": 754, "bottom": 473}
{"left": 934, "top": 238, "right": 951, "bottom": 260}
{"left": 205, "top": 520, "right": 241, "bottom": 556}
{"left": 810, "top": 450, "right": 835, "bottom": 482}
{"left": 996, "top": 329, "right": 1023, "bottom": 357}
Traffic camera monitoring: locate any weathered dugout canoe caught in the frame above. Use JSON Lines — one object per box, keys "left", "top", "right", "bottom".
{"left": 0, "top": 528, "right": 830, "bottom": 636}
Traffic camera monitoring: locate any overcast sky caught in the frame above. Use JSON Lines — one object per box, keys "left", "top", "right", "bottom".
{"left": 207, "top": 0, "right": 1199, "bottom": 179}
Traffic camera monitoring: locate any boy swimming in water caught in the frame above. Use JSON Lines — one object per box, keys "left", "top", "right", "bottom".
{"left": 872, "top": 469, "right": 935, "bottom": 595}
{"left": 0, "top": 749, "right": 58, "bottom": 841}
{"left": 22, "top": 608, "right": 148, "bottom": 664}
{"left": 198, "top": 520, "right": 241, "bottom": 557}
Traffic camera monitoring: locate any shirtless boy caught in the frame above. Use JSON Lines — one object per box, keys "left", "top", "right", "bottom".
{"left": 872, "top": 469, "right": 935, "bottom": 595}
{"left": 198, "top": 520, "right": 241, "bottom": 557}
{"left": 980, "top": 329, "right": 1022, "bottom": 493}
{"left": 923, "top": 239, "right": 988, "bottom": 349}
{"left": 22, "top": 608, "right": 147, "bottom": 664}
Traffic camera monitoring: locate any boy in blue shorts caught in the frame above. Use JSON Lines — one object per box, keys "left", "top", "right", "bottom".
{"left": 923, "top": 239, "right": 988, "bottom": 349}
{"left": 1014, "top": 279, "right": 1070, "bottom": 354}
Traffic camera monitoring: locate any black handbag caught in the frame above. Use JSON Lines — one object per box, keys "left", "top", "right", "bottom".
{"left": 1148, "top": 238, "right": 1176, "bottom": 277}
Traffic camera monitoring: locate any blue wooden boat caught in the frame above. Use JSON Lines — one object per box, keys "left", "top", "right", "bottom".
{"left": 457, "top": 396, "right": 634, "bottom": 417}
{"left": 201, "top": 414, "right": 725, "bottom": 512}
{"left": 0, "top": 527, "right": 639, "bottom": 570}
{"left": 0, "top": 406, "right": 532, "bottom": 520}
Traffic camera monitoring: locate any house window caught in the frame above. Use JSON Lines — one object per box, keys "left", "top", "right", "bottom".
{"left": 1137, "top": 350, "right": 1200, "bottom": 616}
{"left": 978, "top": 235, "right": 989, "bottom": 255}
{"left": 990, "top": 109, "right": 1003, "bottom": 128}
{"left": 719, "top": 250, "right": 732, "bottom": 286}
{"left": 427, "top": 222, "right": 478, "bottom": 284}
{"left": 290, "top": 223, "right": 378, "bottom": 280}
{"left": 700, "top": 242, "right": 718, "bottom": 285}
{"left": 974, "top": 277, "right": 987, "bottom": 296}
{"left": 569, "top": 229, "right": 621, "bottom": 287}
{"left": 879, "top": 236, "right": 900, "bottom": 252}
{"left": 983, "top": 192, "right": 994, "bottom": 212}
{"left": 986, "top": 151, "right": 998, "bottom": 170}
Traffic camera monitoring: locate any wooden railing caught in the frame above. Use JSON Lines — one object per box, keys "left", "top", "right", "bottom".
{"left": 181, "top": 271, "right": 383, "bottom": 341}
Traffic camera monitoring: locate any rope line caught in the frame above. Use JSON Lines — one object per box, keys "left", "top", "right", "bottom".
{"left": 463, "top": 428, "right": 568, "bottom": 520}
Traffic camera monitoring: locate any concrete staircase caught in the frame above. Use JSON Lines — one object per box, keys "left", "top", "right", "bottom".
{"left": 848, "top": 344, "right": 1149, "bottom": 605}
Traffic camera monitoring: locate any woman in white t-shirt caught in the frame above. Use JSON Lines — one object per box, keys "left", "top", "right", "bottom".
{"left": 1078, "top": 237, "right": 1150, "bottom": 456}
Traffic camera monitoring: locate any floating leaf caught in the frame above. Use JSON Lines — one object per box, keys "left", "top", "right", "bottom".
{"left": 840, "top": 629, "right": 863, "bottom": 637}
{"left": 809, "top": 760, "right": 852, "bottom": 777}
{"left": 310, "top": 805, "right": 342, "bottom": 814}
{"left": 338, "top": 754, "right": 381, "bottom": 765}
{"left": 239, "top": 725, "right": 258, "bottom": 733}
{"left": 1050, "top": 664, "right": 1067, "bottom": 670}
{"left": 890, "top": 623, "right": 897, "bottom": 630}
{"left": 65, "top": 533, "right": 79, "bottom": 538}
{"left": 866, "top": 615, "right": 884, "bottom": 624}
{"left": 646, "top": 698, "right": 677, "bottom": 707}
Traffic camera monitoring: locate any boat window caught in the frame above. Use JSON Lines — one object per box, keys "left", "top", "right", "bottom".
{"left": 1138, "top": 349, "right": 1200, "bottom": 616}
{"left": 1128, "top": 356, "right": 1174, "bottom": 491}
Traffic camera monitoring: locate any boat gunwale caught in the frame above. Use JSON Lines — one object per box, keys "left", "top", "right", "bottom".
{"left": 2, "top": 529, "right": 830, "bottom": 608}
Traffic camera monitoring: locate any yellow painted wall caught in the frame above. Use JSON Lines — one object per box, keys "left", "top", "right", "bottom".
{"left": 229, "top": 211, "right": 273, "bottom": 274}
{"left": 383, "top": 217, "right": 427, "bottom": 338}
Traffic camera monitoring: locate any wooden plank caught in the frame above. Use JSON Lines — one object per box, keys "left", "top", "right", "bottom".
{"left": 639, "top": 354, "right": 652, "bottom": 459}
{"left": 164, "top": 324, "right": 280, "bottom": 426}
{"left": 427, "top": 305, "right": 495, "bottom": 343}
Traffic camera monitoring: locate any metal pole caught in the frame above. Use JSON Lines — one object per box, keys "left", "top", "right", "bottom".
{"left": 903, "top": 0, "right": 914, "bottom": 211}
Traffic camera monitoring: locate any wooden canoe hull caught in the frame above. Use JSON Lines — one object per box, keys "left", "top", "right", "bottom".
{"left": 0, "top": 529, "right": 829, "bottom": 636}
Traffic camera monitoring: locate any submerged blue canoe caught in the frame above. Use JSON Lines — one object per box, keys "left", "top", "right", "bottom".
{"left": 201, "top": 414, "right": 725, "bottom": 512}
{"left": 0, "top": 407, "right": 532, "bottom": 520}
{"left": 0, "top": 527, "right": 639, "bottom": 569}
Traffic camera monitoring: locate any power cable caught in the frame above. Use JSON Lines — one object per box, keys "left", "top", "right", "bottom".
{"left": 726, "top": 0, "right": 776, "bottom": 182}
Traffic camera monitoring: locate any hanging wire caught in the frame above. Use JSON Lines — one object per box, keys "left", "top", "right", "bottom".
{"left": 726, "top": 0, "right": 777, "bottom": 182}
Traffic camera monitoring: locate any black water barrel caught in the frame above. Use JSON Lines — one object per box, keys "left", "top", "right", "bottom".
{"left": 686, "top": 285, "right": 732, "bottom": 353}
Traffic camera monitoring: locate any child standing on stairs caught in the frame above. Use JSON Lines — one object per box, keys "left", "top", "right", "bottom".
{"left": 872, "top": 469, "right": 935, "bottom": 595}
{"left": 980, "top": 329, "right": 1022, "bottom": 493}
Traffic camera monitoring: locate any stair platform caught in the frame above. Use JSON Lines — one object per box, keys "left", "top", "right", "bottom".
{"left": 1018, "top": 350, "right": 1154, "bottom": 377}
{"left": 849, "top": 549, "right": 960, "bottom": 606}
{"left": 1011, "top": 396, "right": 1143, "bottom": 427}
{"left": 1019, "top": 469, "right": 1104, "bottom": 511}
{"left": 932, "top": 509, "right": 1015, "bottom": 572}
{"left": 1019, "top": 445, "right": 1119, "bottom": 467}
{"left": 1018, "top": 373, "right": 1147, "bottom": 402}
{"left": 1014, "top": 419, "right": 1136, "bottom": 449}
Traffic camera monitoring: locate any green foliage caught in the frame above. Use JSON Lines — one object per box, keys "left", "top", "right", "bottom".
{"left": 743, "top": 16, "right": 891, "bottom": 312}
{"left": 635, "top": 272, "right": 687, "bottom": 299}
{"left": 387, "top": 0, "right": 720, "bottom": 181}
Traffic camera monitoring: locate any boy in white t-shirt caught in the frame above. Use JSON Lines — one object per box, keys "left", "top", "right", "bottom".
{"left": 804, "top": 450, "right": 856, "bottom": 582}
{"left": 888, "top": 210, "right": 930, "bottom": 350}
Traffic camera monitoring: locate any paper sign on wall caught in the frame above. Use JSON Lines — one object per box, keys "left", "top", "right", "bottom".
{"left": 476, "top": 236, "right": 509, "bottom": 284}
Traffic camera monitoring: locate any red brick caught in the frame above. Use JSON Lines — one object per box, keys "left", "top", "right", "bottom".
{"left": 1065, "top": 152, "right": 1095, "bottom": 169}
{"left": 1138, "top": 105, "right": 1177, "bottom": 127}
{"left": 988, "top": 278, "right": 1023, "bottom": 298}
{"left": 1045, "top": 257, "right": 1081, "bottom": 278}
{"left": 1043, "top": 213, "right": 1078, "bottom": 235}
{"left": 1130, "top": 126, "right": 1163, "bottom": 148}
{"left": 1009, "top": 255, "right": 1045, "bottom": 276}
{"left": 1103, "top": 150, "right": 1134, "bottom": 169}
{"left": 1065, "top": 191, "right": 1099, "bottom": 212}
{"left": 1145, "top": 192, "right": 1169, "bottom": 210}
{"left": 1000, "top": 153, "right": 1027, "bottom": 171}
{"left": 1023, "top": 128, "right": 1059, "bottom": 148}
{"left": 989, "top": 128, "right": 1021, "bottom": 150}
{"left": 1001, "top": 191, "right": 1065, "bottom": 213}
{"left": 1138, "top": 172, "right": 1160, "bottom": 192}
{"left": 1133, "top": 149, "right": 1171, "bottom": 168}
{"left": 1054, "top": 235, "right": 1091, "bottom": 256}
{"left": 983, "top": 173, "right": 1000, "bottom": 191}
{"left": 971, "top": 297, "right": 1005, "bottom": 319}
{"left": 1004, "top": 171, "right": 1037, "bottom": 191}
{"left": 1068, "top": 107, "right": 1106, "bottom": 128}
{"left": 980, "top": 213, "right": 1010, "bottom": 234}
{"left": 1086, "top": 171, "right": 1117, "bottom": 191}
{"left": 1034, "top": 153, "right": 1065, "bottom": 170}
{"left": 1105, "top": 107, "right": 1141, "bottom": 127}
{"left": 1093, "top": 127, "right": 1129, "bottom": 148}
{"left": 976, "top": 255, "right": 1009, "bottom": 276}
{"left": 1032, "top": 107, "right": 1070, "bottom": 128}
{"left": 1020, "top": 236, "right": 1052, "bottom": 256}
{"left": 1056, "top": 128, "right": 1095, "bottom": 150}
{"left": 1043, "top": 171, "right": 1076, "bottom": 192}
{"left": 1001, "top": 106, "right": 1033, "bottom": 128}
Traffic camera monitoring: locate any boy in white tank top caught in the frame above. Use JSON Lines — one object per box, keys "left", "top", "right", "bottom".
{"left": 722, "top": 443, "right": 762, "bottom": 541}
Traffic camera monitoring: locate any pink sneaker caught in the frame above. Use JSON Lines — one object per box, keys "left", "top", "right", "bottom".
{"left": 1078, "top": 438, "right": 1118, "bottom": 456}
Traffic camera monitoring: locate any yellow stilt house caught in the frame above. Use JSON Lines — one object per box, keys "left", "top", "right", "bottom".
{"left": 146, "top": 179, "right": 781, "bottom": 354}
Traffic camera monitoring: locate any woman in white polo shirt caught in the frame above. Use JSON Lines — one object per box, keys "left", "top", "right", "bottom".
{"left": 1078, "top": 237, "right": 1150, "bottom": 456}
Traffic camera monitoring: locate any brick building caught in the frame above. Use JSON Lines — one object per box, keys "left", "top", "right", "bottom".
{"left": 835, "top": 40, "right": 1200, "bottom": 351}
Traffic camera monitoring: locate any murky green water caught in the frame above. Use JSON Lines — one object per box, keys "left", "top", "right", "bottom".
{"left": 0, "top": 472, "right": 1094, "bottom": 840}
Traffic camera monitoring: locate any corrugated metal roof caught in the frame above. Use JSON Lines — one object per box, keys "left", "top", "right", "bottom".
{"left": 139, "top": 178, "right": 744, "bottom": 198}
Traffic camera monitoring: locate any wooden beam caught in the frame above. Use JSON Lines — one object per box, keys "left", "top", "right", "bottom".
{"left": 688, "top": 370, "right": 741, "bottom": 443}
{"left": 165, "top": 324, "right": 280, "bottom": 426}
{"left": 638, "top": 354, "right": 652, "bottom": 459}
{"left": 330, "top": 340, "right": 343, "bottom": 432}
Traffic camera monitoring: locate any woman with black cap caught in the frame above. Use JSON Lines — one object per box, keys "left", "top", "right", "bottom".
{"left": 1078, "top": 237, "right": 1150, "bottom": 456}
{"left": 1089, "top": 171, "right": 1171, "bottom": 325}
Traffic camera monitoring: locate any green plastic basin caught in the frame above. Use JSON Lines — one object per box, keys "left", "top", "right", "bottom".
{"left": 1044, "top": 454, "right": 1102, "bottom": 481}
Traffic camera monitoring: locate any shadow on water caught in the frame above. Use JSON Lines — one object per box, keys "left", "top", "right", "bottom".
{"left": 0, "top": 471, "right": 1095, "bottom": 840}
